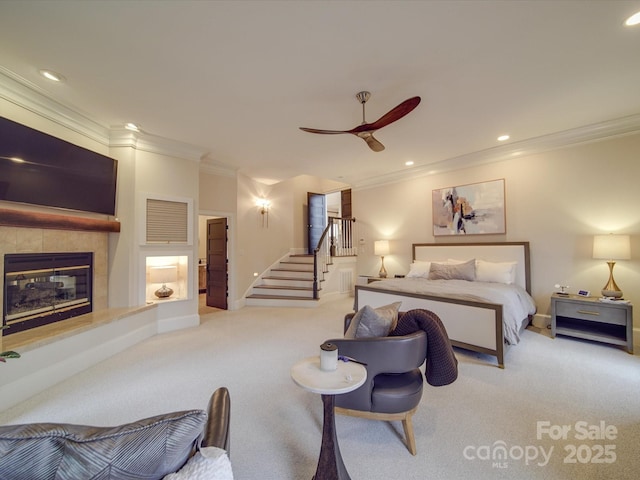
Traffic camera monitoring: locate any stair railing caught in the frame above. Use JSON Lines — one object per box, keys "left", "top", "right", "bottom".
{"left": 312, "top": 217, "right": 357, "bottom": 299}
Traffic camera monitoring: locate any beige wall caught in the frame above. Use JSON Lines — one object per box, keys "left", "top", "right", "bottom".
{"left": 353, "top": 133, "right": 640, "bottom": 318}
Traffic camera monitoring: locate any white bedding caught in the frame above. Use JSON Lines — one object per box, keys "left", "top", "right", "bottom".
{"left": 364, "top": 278, "right": 536, "bottom": 345}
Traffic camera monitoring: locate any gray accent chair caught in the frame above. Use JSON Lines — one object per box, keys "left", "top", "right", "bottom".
{"left": 325, "top": 314, "right": 427, "bottom": 455}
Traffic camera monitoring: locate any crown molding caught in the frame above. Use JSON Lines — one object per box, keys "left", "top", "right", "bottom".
{"left": 108, "top": 127, "right": 208, "bottom": 162}
{"left": 352, "top": 113, "right": 640, "bottom": 190}
{"left": 0, "top": 66, "right": 110, "bottom": 144}
{"left": 0, "top": 68, "right": 209, "bottom": 163}
{"left": 199, "top": 161, "right": 238, "bottom": 178}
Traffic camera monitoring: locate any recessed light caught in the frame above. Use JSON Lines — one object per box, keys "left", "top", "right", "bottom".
{"left": 405, "top": 161, "right": 414, "bottom": 166}
{"left": 39, "top": 69, "right": 65, "bottom": 83}
{"left": 497, "top": 134, "right": 510, "bottom": 142}
{"left": 625, "top": 11, "right": 640, "bottom": 26}
{"left": 125, "top": 123, "right": 140, "bottom": 132}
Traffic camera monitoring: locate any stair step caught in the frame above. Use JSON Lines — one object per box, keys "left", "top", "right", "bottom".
{"left": 262, "top": 277, "right": 315, "bottom": 288}
{"left": 278, "top": 262, "right": 314, "bottom": 271}
{"left": 252, "top": 285, "right": 315, "bottom": 298}
{"left": 286, "top": 255, "right": 314, "bottom": 264}
{"left": 245, "top": 294, "right": 320, "bottom": 308}
{"left": 269, "top": 269, "right": 314, "bottom": 279}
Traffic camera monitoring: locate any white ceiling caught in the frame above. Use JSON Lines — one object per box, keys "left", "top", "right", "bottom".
{"left": 1, "top": 1, "right": 639, "bottom": 187}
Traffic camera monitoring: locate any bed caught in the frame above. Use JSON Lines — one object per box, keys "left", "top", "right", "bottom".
{"left": 354, "top": 242, "right": 536, "bottom": 368}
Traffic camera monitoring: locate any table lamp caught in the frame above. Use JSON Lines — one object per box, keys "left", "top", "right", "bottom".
{"left": 374, "top": 240, "right": 390, "bottom": 278}
{"left": 592, "top": 234, "right": 630, "bottom": 298}
{"left": 150, "top": 265, "right": 178, "bottom": 299}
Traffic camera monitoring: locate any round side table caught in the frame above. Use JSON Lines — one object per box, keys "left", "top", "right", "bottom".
{"left": 291, "top": 356, "right": 366, "bottom": 480}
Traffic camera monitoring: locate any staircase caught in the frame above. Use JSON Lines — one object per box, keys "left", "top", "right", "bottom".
{"left": 245, "top": 254, "right": 324, "bottom": 307}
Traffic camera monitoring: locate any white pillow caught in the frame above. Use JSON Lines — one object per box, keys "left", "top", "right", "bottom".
{"left": 164, "top": 447, "right": 234, "bottom": 480}
{"left": 406, "top": 260, "right": 431, "bottom": 278}
{"left": 476, "top": 260, "right": 517, "bottom": 284}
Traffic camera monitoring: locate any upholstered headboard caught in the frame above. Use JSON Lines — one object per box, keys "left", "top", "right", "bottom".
{"left": 412, "top": 242, "right": 531, "bottom": 293}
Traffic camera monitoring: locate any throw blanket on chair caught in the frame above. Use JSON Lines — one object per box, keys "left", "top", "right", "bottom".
{"left": 390, "top": 309, "right": 458, "bottom": 386}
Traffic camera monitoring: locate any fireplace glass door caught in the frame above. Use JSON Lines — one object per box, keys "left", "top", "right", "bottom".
{"left": 3, "top": 252, "right": 93, "bottom": 335}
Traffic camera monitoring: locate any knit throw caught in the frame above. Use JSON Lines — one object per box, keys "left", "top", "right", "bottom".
{"left": 390, "top": 309, "right": 458, "bottom": 386}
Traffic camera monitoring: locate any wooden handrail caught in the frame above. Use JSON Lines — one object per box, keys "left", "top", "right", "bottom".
{"left": 312, "top": 217, "right": 356, "bottom": 299}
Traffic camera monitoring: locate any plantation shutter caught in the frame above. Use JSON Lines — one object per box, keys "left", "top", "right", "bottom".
{"left": 146, "top": 198, "right": 189, "bottom": 243}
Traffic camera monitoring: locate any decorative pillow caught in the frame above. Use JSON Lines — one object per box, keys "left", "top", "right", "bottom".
{"left": 428, "top": 259, "right": 476, "bottom": 281}
{"left": 476, "top": 260, "right": 517, "bottom": 284}
{"left": 344, "top": 302, "right": 402, "bottom": 338}
{"left": 406, "top": 260, "right": 431, "bottom": 278}
{"left": 0, "top": 410, "right": 207, "bottom": 480}
{"left": 164, "top": 446, "right": 234, "bottom": 480}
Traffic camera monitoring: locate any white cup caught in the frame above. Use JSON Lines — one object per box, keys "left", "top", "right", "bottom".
{"left": 320, "top": 342, "right": 338, "bottom": 371}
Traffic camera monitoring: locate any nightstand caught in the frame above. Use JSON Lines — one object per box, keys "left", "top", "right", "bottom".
{"left": 550, "top": 294, "right": 633, "bottom": 353}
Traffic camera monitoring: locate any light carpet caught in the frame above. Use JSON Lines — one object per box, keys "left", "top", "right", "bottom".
{"left": 1, "top": 296, "right": 639, "bottom": 479}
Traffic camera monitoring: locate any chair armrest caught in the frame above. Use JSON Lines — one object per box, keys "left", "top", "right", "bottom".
{"left": 328, "top": 332, "right": 427, "bottom": 377}
{"left": 202, "top": 387, "right": 231, "bottom": 454}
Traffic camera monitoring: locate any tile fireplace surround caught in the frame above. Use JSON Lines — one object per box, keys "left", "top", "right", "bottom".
{"left": 0, "top": 225, "right": 109, "bottom": 339}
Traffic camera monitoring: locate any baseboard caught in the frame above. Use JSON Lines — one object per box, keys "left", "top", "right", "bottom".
{"left": 157, "top": 313, "right": 199, "bottom": 334}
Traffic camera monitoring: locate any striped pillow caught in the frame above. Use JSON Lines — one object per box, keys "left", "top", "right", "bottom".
{"left": 0, "top": 410, "right": 207, "bottom": 480}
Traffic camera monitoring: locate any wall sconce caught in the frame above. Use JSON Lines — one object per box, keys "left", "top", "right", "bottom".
{"left": 374, "top": 240, "right": 390, "bottom": 278}
{"left": 257, "top": 199, "right": 270, "bottom": 228}
{"left": 593, "top": 234, "right": 631, "bottom": 298}
{"left": 150, "top": 265, "right": 178, "bottom": 299}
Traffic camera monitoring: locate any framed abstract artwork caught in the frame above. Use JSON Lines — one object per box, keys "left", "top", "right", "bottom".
{"left": 432, "top": 179, "right": 506, "bottom": 236}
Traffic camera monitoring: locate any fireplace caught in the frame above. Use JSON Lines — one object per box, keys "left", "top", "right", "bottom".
{"left": 3, "top": 252, "right": 93, "bottom": 336}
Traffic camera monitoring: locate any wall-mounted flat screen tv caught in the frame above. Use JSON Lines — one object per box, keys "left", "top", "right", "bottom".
{"left": 0, "top": 116, "right": 117, "bottom": 216}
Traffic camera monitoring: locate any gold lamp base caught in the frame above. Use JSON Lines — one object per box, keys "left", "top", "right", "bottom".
{"left": 601, "top": 261, "right": 623, "bottom": 298}
{"left": 378, "top": 256, "right": 387, "bottom": 278}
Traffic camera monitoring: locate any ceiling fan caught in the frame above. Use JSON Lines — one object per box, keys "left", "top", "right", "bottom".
{"left": 299, "top": 91, "right": 421, "bottom": 152}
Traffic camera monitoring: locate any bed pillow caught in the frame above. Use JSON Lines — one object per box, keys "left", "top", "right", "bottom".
{"left": 428, "top": 259, "right": 476, "bottom": 281}
{"left": 345, "top": 302, "right": 402, "bottom": 338}
{"left": 476, "top": 260, "right": 517, "bottom": 284}
{"left": 406, "top": 260, "right": 431, "bottom": 278}
{"left": 0, "top": 410, "right": 207, "bottom": 480}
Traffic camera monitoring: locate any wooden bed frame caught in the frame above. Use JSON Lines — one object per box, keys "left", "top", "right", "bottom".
{"left": 354, "top": 242, "right": 531, "bottom": 368}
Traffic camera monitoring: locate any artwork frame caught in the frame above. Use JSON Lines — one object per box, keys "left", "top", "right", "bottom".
{"left": 432, "top": 179, "right": 506, "bottom": 236}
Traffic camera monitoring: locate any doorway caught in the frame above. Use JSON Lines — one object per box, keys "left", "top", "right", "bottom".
{"left": 307, "top": 189, "right": 352, "bottom": 253}
{"left": 206, "top": 217, "right": 228, "bottom": 309}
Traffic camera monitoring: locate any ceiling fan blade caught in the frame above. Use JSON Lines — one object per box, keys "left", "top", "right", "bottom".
{"left": 367, "top": 96, "right": 421, "bottom": 131}
{"left": 299, "top": 127, "right": 350, "bottom": 135}
{"left": 361, "top": 133, "right": 385, "bottom": 152}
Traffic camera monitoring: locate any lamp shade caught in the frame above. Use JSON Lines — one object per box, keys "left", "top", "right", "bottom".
{"left": 374, "top": 240, "right": 390, "bottom": 256}
{"left": 593, "top": 234, "right": 631, "bottom": 260}
{"left": 150, "top": 265, "right": 178, "bottom": 284}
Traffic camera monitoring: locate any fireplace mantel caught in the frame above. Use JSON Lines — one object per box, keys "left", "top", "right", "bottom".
{"left": 0, "top": 208, "right": 120, "bottom": 233}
